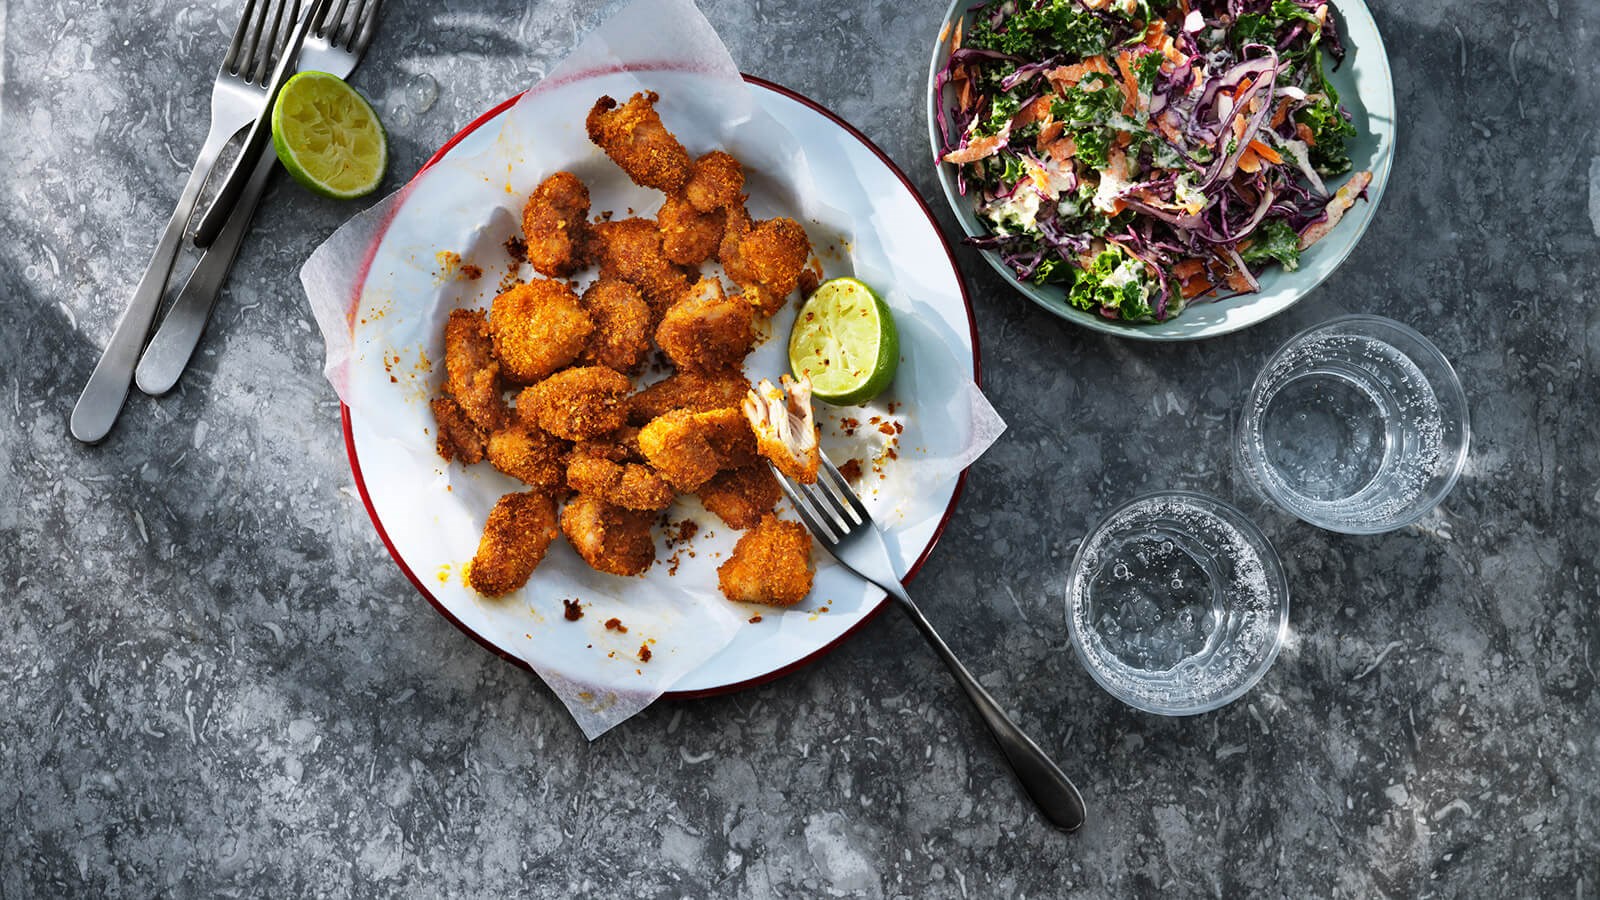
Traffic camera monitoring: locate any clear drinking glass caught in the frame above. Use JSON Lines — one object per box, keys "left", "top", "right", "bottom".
{"left": 1235, "top": 315, "right": 1470, "bottom": 534}
{"left": 1065, "top": 492, "right": 1290, "bottom": 716}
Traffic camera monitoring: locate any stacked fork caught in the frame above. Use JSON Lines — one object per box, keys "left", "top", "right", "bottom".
{"left": 70, "top": 0, "right": 385, "bottom": 443}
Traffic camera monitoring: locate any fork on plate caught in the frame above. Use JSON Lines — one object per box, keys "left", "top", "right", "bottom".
{"left": 134, "top": 0, "right": 386, "bottom": 397}
{"left": 774, "top": 454, "right": 1089, "bottom": 832}
{"left": 69, "top": 0, "right": 302, "bottom": 443}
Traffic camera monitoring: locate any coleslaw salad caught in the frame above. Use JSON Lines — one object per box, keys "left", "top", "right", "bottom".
{"left": 934, "top": 0, "right": 1373, "bottom": 323}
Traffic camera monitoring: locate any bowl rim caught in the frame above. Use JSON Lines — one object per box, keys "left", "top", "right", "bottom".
{"left": 924, "top": 0, "right": 1397, "bottom": 341}
{"left": 1234, "top": 313, "right": 1472, "bottom": 534}
{"left": 1063, "top": 490, "right": 1291, "bottom": 716}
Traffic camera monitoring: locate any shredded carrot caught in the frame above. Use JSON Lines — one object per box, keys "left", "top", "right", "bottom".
{"left": 1143, "top": 20, "right": 1168, "bottom": 50}
{"left": 1115, "top": 130, "right": 1133, "bottom": 148}
{"left": 1013, "top": 95, "right": 1053, "bottom": 128}
{"left": 1037, "top": 121, "right": 1065, "bottom": 150}
{"left": 1232, "top": 112, "right": 1247, "bottom": 142}
{"left": 1225, "top": 267, "right": 1254, "bottom": 292}
{"left": 1237, "top": 148, "right": 1261, "bottom": 174}
{"left": 1248, "top": 139, "right": 1283, "bottom": 164}
{"left": 953, "top": 17, "right": 963, "bottom": 50}
{"left": 1181, "top": 276, "right": 1214, "bottom": 299}
{"left": 1270, "top": 100, "right": 1289, "bottom": 128}
{"left": 1114, "top": 51, "right": 1141, "bottom": 116}
{"left": 1296, "top": 122, "right": 1317, "bottom": 146}
{"left": 1172, "top": 258, "right": 1206, "bottom": 279}
{"left": 1044, "top": 135, "right": 1077, "bottom": 161}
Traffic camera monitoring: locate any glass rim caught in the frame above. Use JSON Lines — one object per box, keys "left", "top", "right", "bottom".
{"left": 1064, "top": 490, "right": 1291, "bottom": 716}
{"left": 1238, "top": 314, "right": 1471, "bottom": 535}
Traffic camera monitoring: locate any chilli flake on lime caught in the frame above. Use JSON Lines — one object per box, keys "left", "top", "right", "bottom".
{"left": 271, "top": 71, "right": 388, "bottom": 200}
{"left": 788, "top": 278, "right": 899, "bottom": 406}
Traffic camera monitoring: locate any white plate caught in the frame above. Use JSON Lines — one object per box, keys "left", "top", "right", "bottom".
{"left": 926, "top": 0, "right": 1396, "bottom": 340}
{"left": 343, "top": 76, "right": 980, "bottom": 697}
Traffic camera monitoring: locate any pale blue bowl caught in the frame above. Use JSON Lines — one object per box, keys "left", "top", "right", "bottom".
{"left": 926, "top": 0, "right": 1396, "bottom": 340}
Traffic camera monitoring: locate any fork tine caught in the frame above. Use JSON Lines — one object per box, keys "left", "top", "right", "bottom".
{"left": 237, "top": 0, "right": 273, "bottom": 77}
{"left": 351, "top": 0, "right": 384, "bottom": 54}
{"left": 817, "top": 457, "right": 869, "bottom": 525}
{"left": 774, "top": 473, "right": 840, "bottom": 544}
{"left": 322, "top": 0, "right": 354, "bottom": 42}
{"left": 223, "top": 0, "right": 261, "bottom": 74}
{"left": 250, "top": 0, "right": 291, "bottom": 84}
{"left": 798, "top": 479, "right": 854, "bottom": 535}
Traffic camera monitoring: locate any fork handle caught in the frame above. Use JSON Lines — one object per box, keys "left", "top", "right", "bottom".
{"left": 137, "top": 141, "right": 278, "bottom": 396}
{"left": 70, "top": 132, "right": 229, "bottom": 443}
{"left": 885, "top": 584, "right": 1088, "bottom": 832}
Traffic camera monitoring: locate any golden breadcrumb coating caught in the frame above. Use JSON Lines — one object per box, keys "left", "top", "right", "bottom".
{"left": 717, "top": 513, "right": 814, "bottom": 606}
{"left": 521, "top": 171, "right": 592, "bottom": 278}
{"left": 719, "top": 210, "right": 812, "bottom": 315}
{"left": 431, "top": 396, "right": 488, "bottom": 464}
{"left": 486, "top": 422, "right": 569, "bottom": 493}
{"left": 654, "top": 277, "right": 754, "bottom": 375}
{"left": 584, "top": 92, "right": 691, "bottom": 193}
{"left": 626, "top": 371, "right": 752, "bottom": 425}
{"left": 590, "top": 217, "right": 693, "bottom": 312}
{"left": 468, "top": 492, "right": 559, "bottom": 597}
{"left": 579, "top": 279, "right": 653, "bottom": 373}
{"left": 684, "top": 150, "right": 744, "bottom": 213}
{"left": 567, "top": 456, "right": 674, "bottom": 511}
{"left": 658, "top": 194, "right": 725, "bottom": 267}
{"left": 697, "top": 463, "right": 781, "bottom": 530}
{"left": 568, "top": 425, "right": 644, "bottom": 464}
{"left": 443, "top": 308, "right": 509, "bottom": 432}
{"left": 517, "top": 366, "right": 631, "bottom": 441}
{"left": 637, "top": 407, "right": 756, "bottom": 491}
{"left": 561, "top": 493, "right": 657, "bottom": 576}
{"left": 489, "top": 280, "right": 594, "bottom": 384}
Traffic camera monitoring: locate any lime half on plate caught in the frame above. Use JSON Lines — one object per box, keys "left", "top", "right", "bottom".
{"left": 272, "top": 71, "right": 388, "bottom": 200}
{"left": 788, "top": 277, "right": 899, "bottom": 406}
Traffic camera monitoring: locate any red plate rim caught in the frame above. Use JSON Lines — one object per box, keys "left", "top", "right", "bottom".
{"left": 339, "top": 73, "right": 981, "bottom": 699}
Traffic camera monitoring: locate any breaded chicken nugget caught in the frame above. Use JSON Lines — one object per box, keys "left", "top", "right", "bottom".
{"left": 626, "top": 371, "right": 752, "bottom": 425}
{"left": 684, "top": 150, "right": 743, "bottom": 213}
{"left": 561, "top": 493, "right": 657, "bottom": 576}
{"left": 717, "top": 514, "right": 814, "bottom": 606}
{"left": 567, "top": 456, "right": 674, "bottom": 511}
{"left": 468, "top": 491, "right": 559, "bottom": 597}
{"left": 585, "top": 92, "right": 691, "bottom": 193}
{"left": 443, "top": 308, "right": 509, "bottom": 432}
{"left": 637, "top": 407, "right": 753, "bottom": 491}
{"left": 517, "top": 366, "right": 631, "bottom": 440}
{"left": 655, "top": 277, "right": 754, "bottom": 375}
{"left": 744, "top": 375, "right": 819, "bottom": 483}
{"left": 590, "top": 217, "right": 693, "bottom": 312}
{"left": 579, "top": 280, "right": 653, "bottom": 373}
{"left": 657, "top": 194, "right": 725, "bottom": 267}
{"left": 720, "top": 211, "right": 812, "bottom": 315}
{"left": 697, "top": 463, "right": 781, "bottom": 530}
{"left": 489, "top": 280, "right": 594, "bottom": 384}
{"left": 432, "top": 396, "right": 489, "bottom": 464}
{"left": 522, "top": 171, "right": 592, "bottom": 277}
{"left": 486, "top": 422, "right": 568, "bottom": 493}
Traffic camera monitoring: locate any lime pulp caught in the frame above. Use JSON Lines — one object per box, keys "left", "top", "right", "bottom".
{"left": 787, "top": 277, "right": 898, "bottom": 406}
{"left": 271, "top": 71, "right": 387, "bottom": 200}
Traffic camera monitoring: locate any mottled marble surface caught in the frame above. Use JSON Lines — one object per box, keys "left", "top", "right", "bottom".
{"left": 3, "top": 0, "right": 1599, "bottom": 896}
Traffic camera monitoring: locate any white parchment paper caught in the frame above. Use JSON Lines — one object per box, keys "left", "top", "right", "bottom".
{"left": 301, "top": 0, "right": 1005, "bottom": 738}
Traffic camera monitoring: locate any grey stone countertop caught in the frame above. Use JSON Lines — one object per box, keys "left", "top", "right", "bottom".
{"left": 3, "top": 0, "right": 1598, "bottom": 896}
